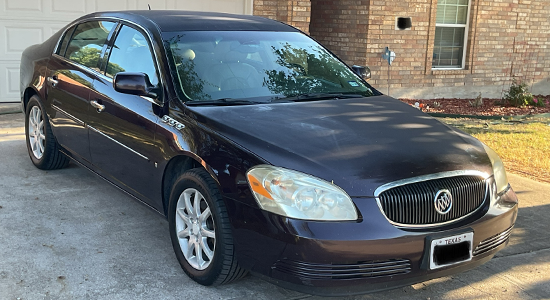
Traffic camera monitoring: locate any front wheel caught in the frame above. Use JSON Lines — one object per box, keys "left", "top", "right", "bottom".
{"left": 168, "top": 168, "right": 247, "bottom": 285}
{"left": 25, "top": 95, "right": 69, "bottom": 170}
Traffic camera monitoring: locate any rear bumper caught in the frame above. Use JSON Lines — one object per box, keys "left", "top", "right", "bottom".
{"left": 227, "top": 188, "right": 518, "bottom": 296}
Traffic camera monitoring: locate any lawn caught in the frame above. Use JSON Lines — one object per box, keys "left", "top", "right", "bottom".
{"left": 440, "top": 118, "right": 550, "bottom": 183}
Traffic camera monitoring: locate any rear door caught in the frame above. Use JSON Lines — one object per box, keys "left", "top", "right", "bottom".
{"left": 87, "top": 24, "right": 163, "bottom": 208}
{"left": 47, "top": 20, "right": 117, "bottom": 162}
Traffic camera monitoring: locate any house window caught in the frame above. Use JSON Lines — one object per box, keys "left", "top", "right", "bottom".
{"left": 432, "top": 0, "right": 471, "bottom": 69}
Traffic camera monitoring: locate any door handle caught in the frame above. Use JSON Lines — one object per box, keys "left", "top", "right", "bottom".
{"left": 90, "top": 100, "right": 105, "bottom": 113}
{"left": 47, "top": 76, "right": 58, "bottom": 87}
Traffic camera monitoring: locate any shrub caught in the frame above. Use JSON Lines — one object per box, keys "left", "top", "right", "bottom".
{"left": 531, "top": 97, "right": 546, "bottom": 107}
{"left": 469, "top": 93, "right": 483, "bottom": 108}
{"left": 502, "top": 79, "right": 545, "bottom": 107}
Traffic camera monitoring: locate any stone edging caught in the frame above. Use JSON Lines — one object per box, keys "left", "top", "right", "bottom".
{"left": 428, "top": 112, "right": 550, "bottom": 120}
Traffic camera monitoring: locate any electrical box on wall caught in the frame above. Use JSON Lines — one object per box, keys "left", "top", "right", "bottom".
{"left": 382, "top": 47, "right": 396, "bottom": 65}
{"left": 396, "top": 17, "right": 412, "bottom": 30}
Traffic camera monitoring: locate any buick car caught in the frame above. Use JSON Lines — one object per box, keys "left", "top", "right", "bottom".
{"left": 20, "top": 10, "right": 518, "bottom": 296}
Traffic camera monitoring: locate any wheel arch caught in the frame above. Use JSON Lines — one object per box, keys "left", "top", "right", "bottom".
{"left": 161, "top": 154, "right": 221, "bottom": 216}
{"left": 22, "top": 87, "right": 40, "bottom": 112}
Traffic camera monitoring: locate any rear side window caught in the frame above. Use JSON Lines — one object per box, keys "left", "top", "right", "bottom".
{"left": 64, "top": 21, "right": 116, "bottom": 70}
{"left": 56, "top": 26, "right": 75, "bottom": 56}
{"left": 105, "top": 25, "right": 159, "bottom": 85}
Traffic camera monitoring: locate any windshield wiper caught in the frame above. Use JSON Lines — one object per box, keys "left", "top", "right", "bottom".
{"left": 185, "top": 98, "right": 261, "bottom": 106}
{"left": 271, "top": 93, "right": 364, "bottom": 102}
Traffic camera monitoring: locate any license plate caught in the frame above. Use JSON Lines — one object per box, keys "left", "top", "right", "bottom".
{"left": 429, "top": 232, "right": 473, "bottom": 270}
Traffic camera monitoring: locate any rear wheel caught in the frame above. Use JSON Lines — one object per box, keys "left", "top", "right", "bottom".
{"left": 168, "top": 168, "right": 247, "bottom": 285}
{"left": 25, "top": 95, "right": 69, "bottom": 170}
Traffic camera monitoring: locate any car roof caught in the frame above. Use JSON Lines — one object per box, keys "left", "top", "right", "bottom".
{"left": 83, "top": 10, "right": 299, "bottom": 32}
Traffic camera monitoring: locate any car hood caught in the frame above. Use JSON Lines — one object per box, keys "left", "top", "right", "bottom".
{"left": 187, "top": 96, "right": 493, "bottom": 197}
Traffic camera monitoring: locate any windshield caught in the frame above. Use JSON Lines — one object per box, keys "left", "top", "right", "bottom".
{"left": 163, "top": 31, "right": 376, "bottom": 103}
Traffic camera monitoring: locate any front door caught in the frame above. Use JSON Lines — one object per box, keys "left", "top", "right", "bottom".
{"left": 87, "top": 24, "right": 163, "bottom": 209}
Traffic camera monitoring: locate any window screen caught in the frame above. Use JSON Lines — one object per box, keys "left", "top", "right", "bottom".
{"left": 433, "top": 0, "right": 469, "bottom": 69}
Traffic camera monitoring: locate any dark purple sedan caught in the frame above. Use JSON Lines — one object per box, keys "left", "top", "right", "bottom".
{"left": 20, "top": 10, "right": 517, "bottom": 296}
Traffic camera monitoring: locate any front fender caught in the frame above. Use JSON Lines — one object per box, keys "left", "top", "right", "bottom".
{"left": 156, "top": 105, "right": 268, "bottom": 213}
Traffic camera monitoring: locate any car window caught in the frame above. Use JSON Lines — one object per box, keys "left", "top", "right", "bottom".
{"left": 164, "top": 31, "right": 373, "bottom": 102}
{"left": 64, "top": 21, "right": 116, "bottom": 70}
{"left": 105, "top": 25, "right": 159, "bottom": 86}
{"left": 56, "top": 26, "right": 76, "bottom": 56}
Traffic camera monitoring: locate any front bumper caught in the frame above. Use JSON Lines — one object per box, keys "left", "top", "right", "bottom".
{"left": 227, "top": 187, "right": 518, "bottom": 296}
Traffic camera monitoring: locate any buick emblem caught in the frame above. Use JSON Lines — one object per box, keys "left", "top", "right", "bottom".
{"left": 434, "top": 189, "right": 452, "bottom": 215}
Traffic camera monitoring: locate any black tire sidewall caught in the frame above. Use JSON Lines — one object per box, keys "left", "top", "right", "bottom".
{"left": 168, "top": 170, "right": 228, "bottom": 285}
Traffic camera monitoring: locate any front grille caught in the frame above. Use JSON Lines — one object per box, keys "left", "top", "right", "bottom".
{"left": 473, "top": 226, "right": 513, "bottom": 256}
{"left": 272, "top": 259, "right": 411, "bottom": 280}
{"left": 377, "top": 175, "right": 487, "bottom": 226}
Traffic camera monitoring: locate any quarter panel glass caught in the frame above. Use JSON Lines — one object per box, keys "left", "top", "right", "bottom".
{"left": 64, "top": 21, "right": 116, "bottom": 70}
{"left": 56, "top": 26, "right": 76, "bottom": 56}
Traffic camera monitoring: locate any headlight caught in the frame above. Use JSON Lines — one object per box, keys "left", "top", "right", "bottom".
{"left": 246, "top": 165, "right": 358, "bottom": 221}
{"left": 482, "top": 143, "right": 509, "bottom": 195}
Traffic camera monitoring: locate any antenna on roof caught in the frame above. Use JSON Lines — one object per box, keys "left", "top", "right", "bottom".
{"left": 148, "top": 4, "right": 151, "bottom": 10}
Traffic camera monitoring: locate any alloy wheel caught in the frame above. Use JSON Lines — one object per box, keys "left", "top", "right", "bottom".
{"left": 28, "top": 106, "right": 45, "bottom": 159}
{"left": 175, "top": 188, "right": 216, "bottom": 270}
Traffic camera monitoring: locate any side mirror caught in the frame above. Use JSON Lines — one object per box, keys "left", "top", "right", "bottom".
{"left": 114, "top": 72, "right": 157, "bottom": 98}
{"left": 352, "top": 65, "right": 371, "bottom": 81}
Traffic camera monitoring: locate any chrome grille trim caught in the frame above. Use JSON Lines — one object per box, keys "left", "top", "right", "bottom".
{"left": 374, "top": 171, "right": 490, "bottom": 197}
{"left": 374, "top": 171, "right": 490, "bottom": 228}
{"left": 473, "top": 226, "right": 513, "bottom": 256}
{"left": 272, "top": 259, "right": 411, "bottom": 280}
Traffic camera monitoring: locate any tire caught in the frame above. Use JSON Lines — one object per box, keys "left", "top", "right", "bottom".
{"left": 168, "top": 168, "right": 247, "bottom": 285}
{"left": 25, "top": 95, "right": 69, "bottom": 170}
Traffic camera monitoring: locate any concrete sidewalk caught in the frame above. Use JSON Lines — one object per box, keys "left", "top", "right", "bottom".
{"left": 0, "top": 103, "right": 21, "bottom": 115}
{"left": 1, "top": 112, "right": 549, "bottom": 299}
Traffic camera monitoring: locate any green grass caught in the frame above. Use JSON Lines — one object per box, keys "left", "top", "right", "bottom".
{"left": 440, "top": 118, "right": 550, "bottom": 183}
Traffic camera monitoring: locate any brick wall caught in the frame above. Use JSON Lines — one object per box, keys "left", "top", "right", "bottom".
{"left": 309, "top": 1, "right": 370, "bottom": 66}
{"left": 365, "top": 0, "right": 550, "bottom": 99}
{"left": 364, "top": 0, "right": 434, "bottom": 97}
{"left": 253, "top": 1, "right": 311, "bottom": 33}
{"left": 253, "top": 0, "right": 550, "bottom": 99}
{"left": 474, "top": 0, "right": 550, "bottom": 97}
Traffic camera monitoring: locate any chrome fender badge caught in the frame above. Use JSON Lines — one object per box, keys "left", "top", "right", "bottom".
{"left": 161, "top": 115, "right": 185, "bottom": 130}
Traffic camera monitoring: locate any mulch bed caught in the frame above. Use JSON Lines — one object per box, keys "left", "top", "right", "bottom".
{"left": 399, "top": 95, "right": 550, "bottom": 116}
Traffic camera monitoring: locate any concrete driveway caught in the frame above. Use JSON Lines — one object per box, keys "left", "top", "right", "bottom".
{"left": 1, "top": 112, "right": 549, "bottom": 300}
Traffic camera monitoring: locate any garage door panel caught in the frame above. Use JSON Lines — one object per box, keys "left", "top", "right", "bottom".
{"left": 0, "top": 62, "right": 21, "bottom": 102}
{"left": 0, "top": 21, "right": 67, "bottom": 61}
{"left": 5, "top": 27, "right": 44, "bottom": 54}
{"left": 52, "top": 0, "right": 87, "bottom": 14}
{"left": 175, "top": 0, "right": 246, "bottom": 14}
{"left": 137, "top": 0, "right": 169, "bottom": 10}
{"left": 50, "top": 25, "right": 65, "bottom": 37}
{"left": 5, "top": 0, "right": 42, "bottom": 12}
{"left": 1, "top": 0, "right": 42, "bottom": 20}
{"left": 95, "top": 0, "right": 131, "bottom": 12}
{"left": 212, "top": 0, "right": 247, "bottom": 14}
{"left": 1, "top": 1, "right": 81, "bottom": 21}
{"left": 6, "top": 66, "right": 19, "bottom": 98}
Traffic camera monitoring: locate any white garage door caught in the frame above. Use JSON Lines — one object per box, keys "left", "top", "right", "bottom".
{"left": 0, "top": 0, "right": 253, "bottom": 103}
